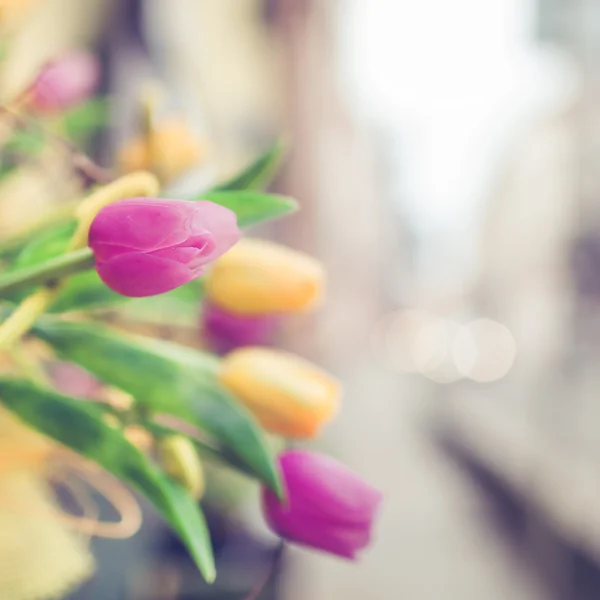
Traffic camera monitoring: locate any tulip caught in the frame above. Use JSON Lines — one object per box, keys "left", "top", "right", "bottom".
{"left": 158, "top": 435, "right": 205, "bottom": 500}
{"left": 28, "top": 51, "right": 100, "bottom": 113}
{"left": 0, "top": 0, "right": 41, "bottom": 25}
{"left": 205, "top": 238, "right": 324, "bottom": 316}
{"left": 118, "top": 119, "right": 204, "bottom": 183}
{"left": 201, "top": 301, "right": 278, "bottom": 354}
{"left": 219, "top": 347, "right": 341, "bottom": 438}
{"left": 262, "top": 450, "right": 382, "bottom": 559}
{"left": 88, "top": 198, "right": 240, "bottom": 297}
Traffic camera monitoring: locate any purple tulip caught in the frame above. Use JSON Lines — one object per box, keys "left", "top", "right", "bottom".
{"left": 201, "top": 301, "right": 278, "bottom": 354}
{"left": 262, "top": 450, "right": 382, "bottom": 559}
{"left": 29, "top": 51, "right": 100, "bottom": 113}
{"left": 89, "top": 198, "right": 240, "bottom": 297}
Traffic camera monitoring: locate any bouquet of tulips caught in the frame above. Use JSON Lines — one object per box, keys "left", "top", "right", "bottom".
{"left": 0, "top": 49, "right": 381, "bottom": 598}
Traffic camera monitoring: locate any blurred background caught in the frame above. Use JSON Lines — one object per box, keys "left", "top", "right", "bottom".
{"left": 4, "top": 0, "right": 600, "bottom": 598}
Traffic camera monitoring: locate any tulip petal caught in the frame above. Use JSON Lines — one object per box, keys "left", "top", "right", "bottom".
{"left": 89, "top": 197, "right": 241, "bottom": 298}
{"left": 279, "top": 450, "right": 382, "bottom": 525}
{"left": 263, "top": 500, "right": 372, "bottom": 559}
{"left": 96, "top": 252, "right": 195, "bottom": 297}
{"left": 31, "top": 52, "right": 100, "bottom": 112}
{"left": 205, "top": 238, "right": 324, "bottom": 315}
{"left": 218, "top": 349, "right": 340, "bottom": 439}
{"left": 191, "top": 201, "right": 241, "bottom": 261}
{"left": 261, "top": 450, "right": 382, "bottom": 560}
{"left": 202, "top": 303, "right": 278, "bottom": 354}
{"left": 89, "top": 199, "right": 196, "bottom": 257}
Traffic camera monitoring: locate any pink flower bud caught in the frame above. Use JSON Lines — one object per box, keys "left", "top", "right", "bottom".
{"left": 201, "top": 301, "right": 278, "bottom": 355}
{"left": 89, "top": 198, "right": 240, "bottom": 297}
{"left": 262, "top": 450, "right": 382, "bottom": 559}
{"left": 28, "top": 51, "right": 100, "bottom": 113}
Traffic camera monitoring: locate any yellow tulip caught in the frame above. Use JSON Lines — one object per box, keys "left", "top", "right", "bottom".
{"left": 206, "top": 238, "right": 325, "bottom": 315}
{"left": 0, "top": 0, "right": 40, "bottom": 25}
{"left": 219, "top": 347, "right": 341, "bottom": 439}
{"left": 158, "top": 435, "right": 205, "bottom": 500}
{"left": 117, "top": 118, "right": 204, "bottom": 183}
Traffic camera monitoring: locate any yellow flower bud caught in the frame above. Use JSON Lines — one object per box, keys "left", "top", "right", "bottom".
{"left": 0, "top": 0, "right": 40, "bottom": 25}
{"left": 158, "top": 435, "right": 205, "bottom": 499}
{"left": 117, "top": 119, "right": 204, "bottom": 183}
{"left": 219, "top": 347, "right": 341, "bottom": 439}
{"left": 206, "top": 238, "right": 325, "bottom": 315}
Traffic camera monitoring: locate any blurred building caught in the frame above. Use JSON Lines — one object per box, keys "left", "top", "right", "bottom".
{"left": 436, "top": 2, "right": 600, "bottom": 596}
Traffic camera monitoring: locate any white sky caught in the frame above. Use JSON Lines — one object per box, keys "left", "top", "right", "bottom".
{"left": 338, "top": 0, "right": 577, "bottom": 281}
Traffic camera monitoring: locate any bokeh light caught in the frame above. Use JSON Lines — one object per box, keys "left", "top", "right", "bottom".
{"left": 452, "top": 318, "right": 517, "bottom": 382}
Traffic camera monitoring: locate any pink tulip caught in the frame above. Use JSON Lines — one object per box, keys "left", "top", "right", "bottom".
{"left": 89, "top": 198, "right": 240, "bottom": 297}
{"left": 262, "top": 450, "right": 382, "bottom": 559}
{"left": 28, "top": 51, "right": 100, "bottom": 113}
{"left": 201, "top": 301, "right": 278, "bottom": 354}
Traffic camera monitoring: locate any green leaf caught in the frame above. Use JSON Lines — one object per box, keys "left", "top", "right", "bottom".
{"left": 0, "top": 377, "right": 216, "bottom": 582}
{"left": 212, "top": 140, "right": 285, "bottom": 192}
{"left": 5, "top": 128, "right": 46, "bottom": 156}
{"left": 0, "top": 222, "right": 76, "bottom": 303}
{"left": 61, "top": 97, "right": 109, "bottom": 145}
{"left": 32, "top": 318, "right": 283, "bottom": 497}
{"left": 0, "top": 158, "right": 17, "bottom": 185}
{"left": 50, "top": 270, "right": 126, "bottom": 313}
{"left": 0, "top": 129, "right": 47, "bottom": 185}
{"left": 200, "top": 190, "right": 297, "bottom": 229}
{"left": 13, "top": 221, "right": 76, "bottom": 269}
{"left": 3, "top": 220, "right": 126, "bottom": 311}
{"left": 116, "top": 279, "right": 205, "bottom": 326}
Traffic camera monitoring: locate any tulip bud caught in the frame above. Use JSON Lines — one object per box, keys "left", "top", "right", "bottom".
{"left": 0, "top": 0, "right": 40, "bottom": 25}
{"left": 205, "top": 238, "right": 325, "bottom": 316}
{"left": 219, "top": 347, "right": 341, "bottom": 438}
{"left": 28, "top": 51, "right": 100, "bottom": 113}
{"left": 158, "top": 435, "right": 205, "bottom": 499}
{"left": 201, "top": 301, "right": 278, "bottom": 355}
{"left": 118, "top": 119, "right": 204, "bottom": 183}
{"left": 88, "top": 198, "right": 240, "bottom": 297}
{"left": 262, "top": 450, "right": 382, "bottom": 559}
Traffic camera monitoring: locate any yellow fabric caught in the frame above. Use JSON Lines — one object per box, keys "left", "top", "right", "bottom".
{"left": 0, "top": 408, "right": 94, "bottom": 600}
{"left": 0, "top": 471, "right": 94, "bottom": 600}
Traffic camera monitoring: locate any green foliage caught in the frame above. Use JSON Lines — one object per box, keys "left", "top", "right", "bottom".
{"left": 212, "top": 140, "right": 285, "bottom": 192}
{"left": 1, "top": 220, "right": 125, "bottom": 310}
{"left": 0, "top": 138, "right": 292, "bottom": 312}
{"left": 61, "top": 97, "right": 109, "bottom": 145}
{"left": 32, "top": 318, "right": 283, "bottom": 497}
{"left": 4, "top": 128, "right": 46, "bottom": 156}
{"left": 51, "top": 269, "right": 126, "bottom": 312}
{"left": 0, "top": 128, "right": 47, "bottom": 184}
{"left": 13, "top": 221, "right": 76, "bottom": 269}
{"left": 0, "top": 377, "right": 216, "bottom": 582}
{"left": 201, "top": 190, "right": 297, "bottom": 229}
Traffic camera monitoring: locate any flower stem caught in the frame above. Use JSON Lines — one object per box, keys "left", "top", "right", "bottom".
{"left": 0, "top": 288, "right": 58, "bottom": 350}
{"left": 0, "top": 247, "right": 94, "bottom": 296}
{"left": 8, "top": 342, "right": 49, "bottom": 386}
